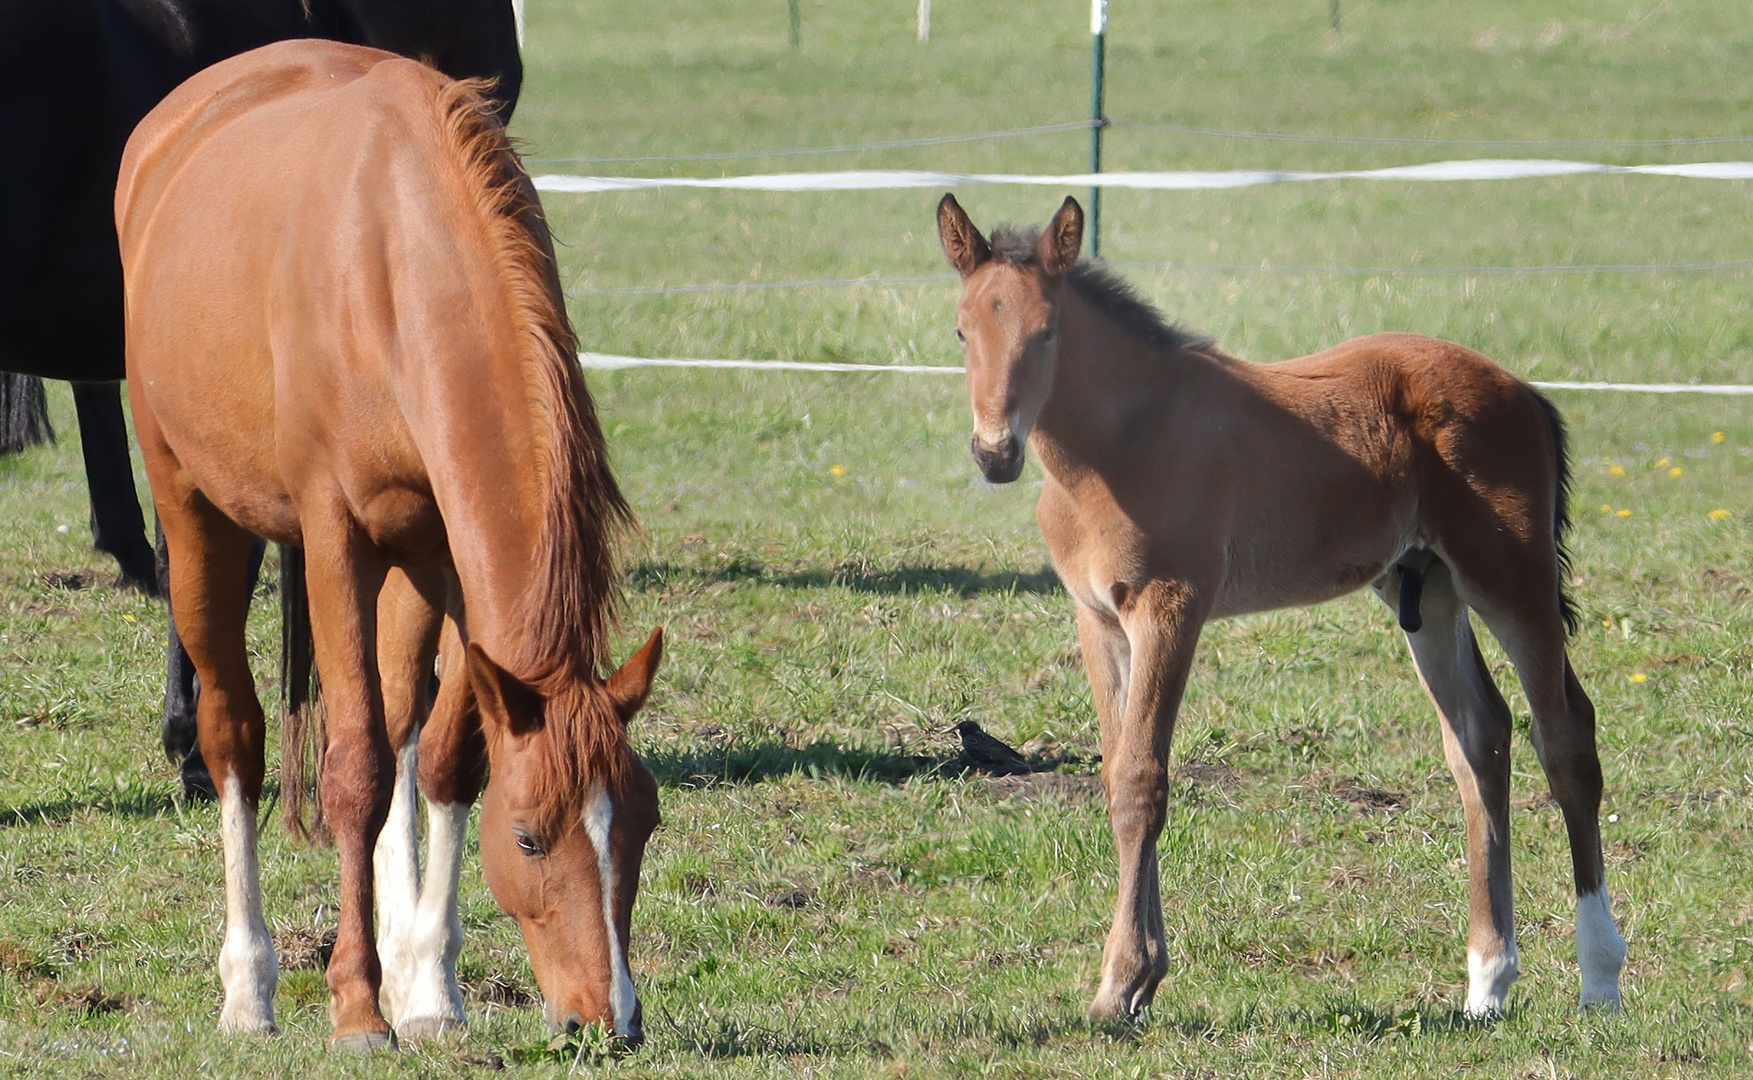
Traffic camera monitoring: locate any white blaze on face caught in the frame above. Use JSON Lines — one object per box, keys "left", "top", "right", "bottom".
{"left": 582, "top": 784, "right": 638, "bottom": 1037}
{"left": 217, "top": 768, "right": 278, "bottom": 1033}
{"left": 1576, "top": 889, "right": 1627, "bottom": 1010}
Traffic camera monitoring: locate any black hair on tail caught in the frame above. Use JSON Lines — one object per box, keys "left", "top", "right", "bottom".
{"left": 279, "top": 544, "right": 329, "bottom": 844}
{"left": 1534, "top": 390, "right": 1581, "bottom": 636}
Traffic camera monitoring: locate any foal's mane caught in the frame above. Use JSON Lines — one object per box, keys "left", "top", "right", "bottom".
{"left": 436, "top": 76, "right": 636, "bottom": 804}
{"left": 989, "top": 225, "right": 1216, "bottom": 357}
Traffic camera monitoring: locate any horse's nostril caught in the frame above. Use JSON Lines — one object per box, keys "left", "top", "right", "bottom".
{"left": 562, "top": 1012, "right": 584, "bottom": 1035}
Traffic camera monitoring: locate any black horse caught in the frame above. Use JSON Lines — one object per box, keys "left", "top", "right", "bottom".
{"left": 0, "top": 0, "right": 522, "bottom": 798}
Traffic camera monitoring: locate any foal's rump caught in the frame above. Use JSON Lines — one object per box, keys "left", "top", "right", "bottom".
{"left": 118, "top": 41, "right": 517, "bottom": 552}
{"left": 1257, "top": 332, "right": 1570, "bottom": 617}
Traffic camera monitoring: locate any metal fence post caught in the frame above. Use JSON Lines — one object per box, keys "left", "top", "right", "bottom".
{"left": 1090, "top": 0, "right": 1108, "bottom": 257}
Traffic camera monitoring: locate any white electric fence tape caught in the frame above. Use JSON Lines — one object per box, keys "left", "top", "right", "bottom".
{"left": 536, "top": 159, "right": 1753, "bottom": 194}
{"left": 577, "top": 354, "right": 1753, "bottom": 394}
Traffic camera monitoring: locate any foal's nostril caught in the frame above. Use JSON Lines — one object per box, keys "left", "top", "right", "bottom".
{"left": 561, "top": 1011, "right": 584, "bottom": 1035}
{"left": 969, "top": 433, "right": 1024, "bottom": 484}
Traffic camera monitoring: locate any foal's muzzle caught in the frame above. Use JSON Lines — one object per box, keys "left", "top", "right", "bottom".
{"left": 971, "top": 433, "right": 1024, "bottom": 484}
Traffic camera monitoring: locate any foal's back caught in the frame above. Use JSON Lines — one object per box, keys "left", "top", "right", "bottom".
{"left": 118, "top": 41, "right": 531, "bottom": 556}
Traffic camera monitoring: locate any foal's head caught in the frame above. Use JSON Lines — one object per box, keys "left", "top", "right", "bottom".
{"left": 936, "top": 193, "right": 1083, "bottom": 483}
{"left": 467, "top": 628, "right": 665, "bottom": 1045}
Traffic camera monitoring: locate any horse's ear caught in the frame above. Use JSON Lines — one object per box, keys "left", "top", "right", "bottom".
{"left": 937, "top": 193, "right": 991, "bottom": 276}
{"left": 1036, "top": 196, "right": 1083, "bottom": 276}
{"left": 467, "top": 643, "right": 543, "bottom": 738}
{"left": 607, "top": 627, "right": 664, "bottom": 719}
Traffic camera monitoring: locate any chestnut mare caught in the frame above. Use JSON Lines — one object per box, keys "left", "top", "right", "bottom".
{"left": 937, "top": 194, "right": 1626, "bottom": 1022}
{"left": 118, "top": 41, "right": 661, "bottom": 1049}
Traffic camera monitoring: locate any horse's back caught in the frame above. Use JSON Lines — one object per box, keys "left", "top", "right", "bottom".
{"left": 118, "top": 40, "right": 494, "bottom": 552}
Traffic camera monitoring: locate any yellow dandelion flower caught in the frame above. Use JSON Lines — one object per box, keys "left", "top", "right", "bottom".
{"left": 1655, "top": 457, "right": 1670, "bottom": 468}
{"left": 1608, "top": 465, "right": 1626, "bottom": 476}
{"left": 1628, "top": 672, "right": 1647, "bottom": 683}
{"left": 828, "top": 464, "right": 847, "bottom": 476}
{"left": 1709, "top": 508, "right": 1732, "bottom": 521}
{"left": 123, "top": 614, "right": 136, "bottom": 623}
{"left": 1602, "top": 618, "right": 1614, "bottom": 629}
{"left": 1713, "top": 431, "right": 1726, "bottom": 443}
{"left": 1616, "top": 508, "right": 1633, "bottom": 517}
{"left": 1669, "top": 467, "right": 1683, "bottom": 478}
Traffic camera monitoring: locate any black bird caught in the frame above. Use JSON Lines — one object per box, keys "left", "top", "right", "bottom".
{"left": 952, "top": 720, "right": 1036, "bottom": 776}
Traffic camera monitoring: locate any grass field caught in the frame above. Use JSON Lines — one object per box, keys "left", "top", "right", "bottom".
{"left": 6, "top": 1, "right": 1753, "bottom": 1076}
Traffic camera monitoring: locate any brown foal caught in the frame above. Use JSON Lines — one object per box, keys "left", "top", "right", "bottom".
{"left": 937, "top": 193, "right": 1626, "bottom": 1022}
{"left": 118, "top": 41, "right": 661, "bottom": 1049}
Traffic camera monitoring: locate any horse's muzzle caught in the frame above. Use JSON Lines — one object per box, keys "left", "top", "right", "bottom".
{"left": 971, "top": 433, "right": 1024, "bottom": 484}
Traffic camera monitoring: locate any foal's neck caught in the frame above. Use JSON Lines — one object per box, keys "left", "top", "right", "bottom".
{"left": 1032, "top": 283, "right": 1212, "bottom": 481}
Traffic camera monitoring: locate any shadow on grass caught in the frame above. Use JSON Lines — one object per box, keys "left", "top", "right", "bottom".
{"left": 0, "top": 788, "right": 180, "bottom": 829}
{"left": 630, "top": 559, "right": 1061, "bottom": 598}
{"left": 645, "top": 740, "right": 947, "bottom": 789}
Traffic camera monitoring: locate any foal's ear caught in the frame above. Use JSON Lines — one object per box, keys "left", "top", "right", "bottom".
{"left": 467, "top": 643, "right": 544, "bottom": 738}
{"left": 937, "top": 193, "right": 991, "bottom": 276}
{"left": 607, "top": 627, "right": 664, "bottom": 719}
{"left": 1035, "top": 196, "right": 1084, "bottom": 276}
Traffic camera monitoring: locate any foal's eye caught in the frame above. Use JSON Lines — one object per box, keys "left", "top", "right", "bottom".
{"left": 514, "top": 830, "right": 544, "bottom": 857}
{"left": 1042, "top": 327, "right": 1057, "bottom": 344}
{"left": 955, "top": 328, "right": 966, "bottom": 343}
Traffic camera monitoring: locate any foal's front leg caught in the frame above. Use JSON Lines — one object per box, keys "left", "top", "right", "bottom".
{"left": 1087, "top": 579, "right": 1206, "bottom": 1022}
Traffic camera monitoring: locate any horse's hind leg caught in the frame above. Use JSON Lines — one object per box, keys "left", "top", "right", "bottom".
{"left": 1375, "top": 559, "right": 1518, "bottom": 1017}
{"left": 154, "top": 485, "right": 278, "bottom": 1032}
{"left": 1473, "top": 603, "right": 1626, "bottom": 1011}
{"left": 299, "top": 510, "right": 395, "bottom": 1050}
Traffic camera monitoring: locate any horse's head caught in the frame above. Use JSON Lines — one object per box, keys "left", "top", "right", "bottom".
{"left": 466, "top": 628, "right": 664, "bottom": 1046}
{"left": 936, "top": 193, "right": 1083, "bottom": 484}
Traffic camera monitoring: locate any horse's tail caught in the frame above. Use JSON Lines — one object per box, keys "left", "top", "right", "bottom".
{"left": 279, "top": 544, "right": 329, "bottom": 843}
{"left": 0, "top": 373, "right": 55, "bottom": 454}
{"left": 1533, "top": 389, "right": 1581, "bottom": 636}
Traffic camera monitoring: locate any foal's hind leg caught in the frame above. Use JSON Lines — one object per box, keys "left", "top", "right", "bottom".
{"left": 154, "top": 487, "right": 278, "bottom": 1032}
{"left": 1375, "top": 560, "right": 1518, "bottom": 1017}
{"left": 1472, "top": 602, "right": 1626, "bottom": 1010}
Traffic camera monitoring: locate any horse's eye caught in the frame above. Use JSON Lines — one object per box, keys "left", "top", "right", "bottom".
{"left": 515, "top": 830, "right": 544, "bottom": 857}
{"left": 955, "top": 328, "right": 966, "bottom": 343}
{"left": 1042, "top": 327, "right": 1057, "bottom": 344}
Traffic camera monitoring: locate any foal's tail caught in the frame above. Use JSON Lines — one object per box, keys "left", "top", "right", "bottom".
{"left": 279, "top": 544, "right": 328, "bottom": 844}
{"left": 1533, "top": 390, "right": 1582, "bottom": 636}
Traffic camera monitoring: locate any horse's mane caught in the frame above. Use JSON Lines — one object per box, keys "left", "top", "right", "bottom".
{"left": 435, "top": 76, "right": 636, "bottom": 808}
{"left": 988, "top": 225, "right": 1217, "bottom": 357}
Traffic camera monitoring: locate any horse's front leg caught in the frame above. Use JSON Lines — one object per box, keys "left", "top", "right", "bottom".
{"left": 1088, "top": 578, "right": 1206, "bottom": 1023}
{"left": 398, "top": 614, "right": 482, "bottom": 1040}
{"left": 302, "top": 517, "right": 396, "bottom": 1050}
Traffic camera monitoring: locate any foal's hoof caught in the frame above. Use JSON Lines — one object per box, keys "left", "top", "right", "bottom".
{"left": 329, "top": 1029, "right": 397, "bottom": 1053}
{"left": 396, "top": 1015, "right": 466, "bottom": 1042}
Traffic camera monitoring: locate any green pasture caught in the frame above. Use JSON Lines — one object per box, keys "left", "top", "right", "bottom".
{"left": 5, "top": 1, "right": 1753, "bottom": 1075}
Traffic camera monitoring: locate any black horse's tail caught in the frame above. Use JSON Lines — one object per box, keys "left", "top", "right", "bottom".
{"left": 279, "top": 544, "right": 328, "bottom": 843}
{"left": 1534, "top": 390, "right": 1581, "bottom": 636}
{"left": 0, "top": 372, "right": 55, "bottom": 454}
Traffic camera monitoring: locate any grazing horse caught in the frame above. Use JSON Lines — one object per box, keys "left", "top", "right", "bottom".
{"left": 119, "top": 41, "right": 658, "bottom": 1047}
{"left": 0, "top": 0, "right": 521, "bottom": 801}
{"left": 936, "top": 194, "right": 1627, "bottom": 1022}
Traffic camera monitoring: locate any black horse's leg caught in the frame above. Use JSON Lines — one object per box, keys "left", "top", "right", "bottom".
{"left": 161, "top": 517, "right": 266, "bottom": 801}
{"left": 72, "top": 380, "right": 158, "bottom": 593}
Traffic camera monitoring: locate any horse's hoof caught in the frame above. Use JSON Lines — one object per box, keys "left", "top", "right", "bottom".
{"left": 329, "top": 1029, "right": 397, "bottom": 1053}
{"left": 396, "top": 1015, "right": 465, "bottom": 1042}
{"left": 180, "top": 756, "right": 218, "bottom": 802}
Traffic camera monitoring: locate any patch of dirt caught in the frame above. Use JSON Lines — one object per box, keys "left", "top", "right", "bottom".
{"left": 1176, "top": 761, "right": 1242, "bottom": 789}
{"left": 985, "top": 771, "right": 1104, "bottom": 803}
{"left": 1337, "top": 785, "right": 1409, "bottom": 813}
{"left": 466, "top": 973, "right": 536, "bottom": 1008}
{"left": 273, "top": 925, "right": 335, "bottom": 971}
{"left": 0, "top": 940, "right": 49, "bottom": 979}
{"left": 39, "top": 571, "right": 91, "bottom": 590}
{"left": 762, "top": 887, "right": 812, "bottom": 910}
{"left": 67, "top": 985, "right": 130, "bottom": 1015}
{"left": 1513, "top": 791, "right": 1558, "bottom": 810}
